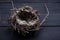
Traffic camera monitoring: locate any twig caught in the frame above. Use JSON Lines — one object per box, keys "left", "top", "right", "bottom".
{"left": 11, "top": 1, "right": 14, "bottom": 9}
{"left": 40, "top": 3, "right": 49, "bottom": 26}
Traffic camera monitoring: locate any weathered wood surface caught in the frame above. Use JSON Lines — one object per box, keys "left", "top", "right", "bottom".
{"left": 0, "top": 0, "right": 60, "bottom": 26}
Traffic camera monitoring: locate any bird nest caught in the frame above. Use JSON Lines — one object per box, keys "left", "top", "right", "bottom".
{"left": 9, "top": 6, "right": 40, "bottom": 35}
{"left": 9, "top": 3, "right": 50, "bottom": 36}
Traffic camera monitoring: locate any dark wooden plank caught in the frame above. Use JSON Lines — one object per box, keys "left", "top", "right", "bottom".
{"left": 0, "top": 3, "right": 60, "bottom": 26}
{"left": 13, "top": 0, "right": 60, "bottom": 3}
{"left": 0, "top": 0, "right": 60, "bottom": 3}
{"left": 0, "top": 27, "right": 60, "bottom": 40}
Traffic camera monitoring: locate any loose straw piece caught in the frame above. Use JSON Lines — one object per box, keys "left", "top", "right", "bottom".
{"left": 11, "top": 1, "right": 14, "bottom": 9}
{"left": 40, "top": 3, "right": 49, "bottom": 26}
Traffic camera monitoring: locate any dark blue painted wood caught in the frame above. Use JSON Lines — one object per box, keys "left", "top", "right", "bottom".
{"left": 0, "top": 27, "right": 60, "bottom": 40}
{"left": 0, "top": 0, "right": 60, "bottom": 40}
{"left": 0, "top": 2, "right": 60, "bottom": 26}
{"left": 13, "top": 0, "right": 60, "bottom": 3}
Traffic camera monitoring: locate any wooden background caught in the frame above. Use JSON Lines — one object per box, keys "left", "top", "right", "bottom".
{"left": 0, "top": 0, "right": 60, "bottom": 27}
{"left": 0, "top": 0, "right": 60, "bottom": 40}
